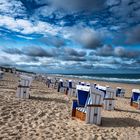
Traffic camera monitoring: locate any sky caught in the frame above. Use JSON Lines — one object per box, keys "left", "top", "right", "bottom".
{"left": 0, "top": 0, "right": 140, "bottom": 74}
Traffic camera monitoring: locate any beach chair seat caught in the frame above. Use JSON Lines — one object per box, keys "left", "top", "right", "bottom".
{"left": 130, "top": 89, "right": 140, "bottom": 109}
{"left": 103, "top": 88, "right": 116, "bottom": 111}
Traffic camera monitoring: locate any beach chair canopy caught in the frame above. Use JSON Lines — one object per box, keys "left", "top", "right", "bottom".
{"left": 76, "top": 85, "right": 90, "bottom": 107}
{"left": 132, "top": 89, "right": 140, "bottom": 101}
{"left": 68, "top": 80, "right": 72, "bottom": 88}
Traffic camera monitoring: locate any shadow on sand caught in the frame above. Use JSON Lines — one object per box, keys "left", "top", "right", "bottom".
{"left": 30, "top": 96, "right": 67, "bottom": 104}
{"left": 115, "top": 108, "right": 140, "bottom": 115}
{"left": 102, "top": 117, "right": 140, "bottom": 127}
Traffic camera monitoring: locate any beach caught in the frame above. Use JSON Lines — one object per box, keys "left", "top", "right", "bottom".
{"left": 0, "top": 73, "right": 140, "bottom": 140}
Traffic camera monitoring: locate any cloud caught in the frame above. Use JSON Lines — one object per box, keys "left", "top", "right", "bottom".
{"left": 72, "top": 28, "right": 103, "bottom": 49}
{"left": 3, "top": 48, "right": 22, "bottom": 55}
{"left": 125, "top": 25, "right": 140, "bottom": 45}
{"left": 3, "top": 46, "right": 54, "bottom": 58}
{"left": 40, "top": 36, "right": 65, "bottom": 47}
{"left": 108, "top": 0, "right": 140, "bottom": 24}
{"left": 63, "top": 56, "right": 87, "bottom": 62}
{"left": 91, "top": 45, "right": 140, "bottom": 58}
{"left": 0, "top": 15, "right": 60, "bottom": 35}
{"left": 0, "top": 0, "right": 26, "bottom": 17}
{"left": 33, "top": 0, "right": 107, "bottom": 18}
{"left": 64, "top": 48, "right": 86, "bottom": 57}
{"left": 20, "top": 56, "right": 39, "bottom": 63}
{"left": 51, "top": 0, "right": 107, "bottom": 12}
{"left": 0, "top": 0, "right": 140, "bottom": 74}
{"left": 114, "top": 47, "right": 140, "bottom": 58}
{"left": 22, "top": 46, "right": 54, "bottom": 57}
{"left": 96, "top": 45, "right": 114, "bottom": 56}
{"left": 0, "top": 56, "right": 15, "bottom": 66}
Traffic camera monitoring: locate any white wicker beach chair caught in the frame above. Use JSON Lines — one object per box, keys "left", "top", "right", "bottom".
{"left": 116, "top": 87, "right": 125, "bottom": 97}
{"left": 73, "top": 86, "right": 104, "bottom": 125}
{"left": 104, "top": 88, "right": 116, "bottom": 111}
{"left": 0, "top": 71, "right": 4, "bottom": 80}
{"left": 16, "top": 75, "right": 33, "bottom": 99}
{"left": 59, "top": 80, "right": 68, "bottom": 94}
{"left": 85, "top": 87, "right": 104, "bottom": 124}
{"left": 68, "top": 80, "right": 77, "bottom": 97}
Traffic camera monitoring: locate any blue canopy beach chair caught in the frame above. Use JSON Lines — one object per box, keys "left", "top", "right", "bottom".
{"left": 72, "top": 86, "right": 104, "bottom": 125}
{"left": 131, "top": 89, "right": 140, "bottom": 109}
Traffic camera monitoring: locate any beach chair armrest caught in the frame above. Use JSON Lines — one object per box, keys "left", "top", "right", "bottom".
{"left": 103, "top": 98, "right": 115, "bottom": 100}
{"left": 87, "top": 104, "right": 103, "bottom": 107}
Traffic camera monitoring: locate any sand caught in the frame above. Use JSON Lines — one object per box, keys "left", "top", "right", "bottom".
{"left": 0, "top": 73, "right": 140, "bottom": 140}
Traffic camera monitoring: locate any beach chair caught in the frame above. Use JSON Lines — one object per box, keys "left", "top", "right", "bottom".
{"left": 103, "top": 88, "right": 116, "bottom": 111}
{"left": 58, "top": 80, "right": 68, "bottom": 94}
{"left": 96, "top": 85, "right": 106, "bottom": 96}
{"left": 16, "top": 75, "right": 33, "bottom": 99}
{"left": 86, "top": 83, "right": 90, "bottom": 86}
{"left": 53, "top": 78, "right": 59, "bottom": 89}
{"left": 116, "top": 87, "right": 125, "bottom": 97}
{"left": 49, "top": 78, "right": 56, "bottom": 88}
{"left": 72, "top": 85, "right": 90, "bottom": 118}
{"left": 0, "top": 71, "right": 4, "bottom": 80}
{"left": 46, "top": 77, "right": 51, "bottom": 88}
{"left": 79, "top": 81, "right": 85, "bottom": 86}
{"left": 68, "top": 80, "right": 77, "bottom": 97}
{"left": 72, "top": 86, "right": 104, "bottom": 125}
{"left": 85, "top": 87, "right": 104, "bottom": 125}
{"left": 130, "top": 89, "right": 140, "bottom": 109}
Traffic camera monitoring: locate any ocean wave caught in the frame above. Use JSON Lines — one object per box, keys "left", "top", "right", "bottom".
{"left": 54, "top": 74, "right": 140, "bottom": 84}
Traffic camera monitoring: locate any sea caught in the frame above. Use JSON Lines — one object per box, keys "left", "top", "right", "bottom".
{"left": 50, "top": 73, "right": 140, "bottom": 85}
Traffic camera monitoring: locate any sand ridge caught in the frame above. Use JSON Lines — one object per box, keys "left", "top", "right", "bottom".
{"left": 0, "top": 73, "right": 140, "bottom": 140}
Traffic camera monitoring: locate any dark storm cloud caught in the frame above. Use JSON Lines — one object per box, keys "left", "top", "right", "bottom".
{"left": 93, "top": 45, "right": 140, "bottom": 58}
{"left": 23, "top": 46, "right": 53, "bottom": 57}
{"left": 64, "top": 48, "right": 86, "bottom": 57}
{"left": 125, "top": 25, "right": 140, "bottom": 45}
{"left": 72, "top": 28, "right": 103, "bottom": 49}
{"left": 96, "top": 45, "right": 114, "bottom": 56}
{"left": 3, "top": 46, "right": 54, "bottom": 58}
{"left": 63, "top": 56, "right": 87, "bottom": 62}
{"left": 114, "top": 47, "right": 140, "bottom": 58}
